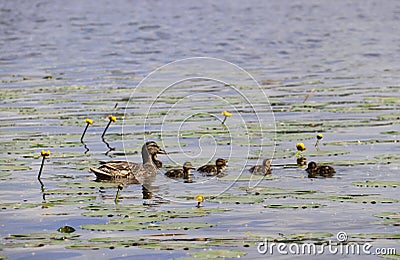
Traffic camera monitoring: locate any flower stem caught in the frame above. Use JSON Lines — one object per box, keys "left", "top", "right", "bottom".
{"left": 80, "top": 123, "right": 90, "bottom": 142}
{"left": 102, "top": 121, "right": 112, "bottom": 138}
{"left": 38, "top": 156, "right": 46, "bottom": 180}
{"left": 222, "top": 116, "right": 227, "bottom": 124}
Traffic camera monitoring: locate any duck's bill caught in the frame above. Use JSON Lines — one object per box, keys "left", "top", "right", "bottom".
{"left": 157, "top": 149, "right": 167, "bottom": 154}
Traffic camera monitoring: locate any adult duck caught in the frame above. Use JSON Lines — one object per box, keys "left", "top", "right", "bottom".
{"left": 90, "top": 141, "right": 166, "bottom": 182}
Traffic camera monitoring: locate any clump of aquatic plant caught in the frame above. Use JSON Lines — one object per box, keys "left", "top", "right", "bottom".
{"left": 102, "top": 115, "right": 117, "bottom": 138}
{"left": 80, "top": 118, "right": 93, "bottom": 142}
{"left": 195, "top": 195, "right": 204, "bottom": 208}
{"left": 57, "top": 225, "right": 76, "bottom": 234}
{"left": 315, "top": 133, "right": 323, "bottom": 151}
{"left": 221, "top": 110, "right": 232, "bottom": 124}
{"left": 38, "top": 150, "right": 50, "bottom": 179}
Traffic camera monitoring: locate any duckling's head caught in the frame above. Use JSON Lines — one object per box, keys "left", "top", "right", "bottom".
{"left": 307, "top": 161, "right": 318, "bottom": 170}
{"left": 263, "top": 159, "right": 271, "bottom": 167}
{"left": 216, "top": 158, "right": 227, "bottom": 168}
{"left": 183, "top": 162, "right": 195, "bottom": 170}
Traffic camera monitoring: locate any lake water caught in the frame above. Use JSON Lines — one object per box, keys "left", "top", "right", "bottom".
{"left": 1, "top": 1, "right": 399, "bottom": 259}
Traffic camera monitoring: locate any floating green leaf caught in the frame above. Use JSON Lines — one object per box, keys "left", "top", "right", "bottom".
{"left": 0, "top": 202, "right": 39, "bottom": 210}
{"left": 350, "top": 233, "right": 400, "bottom": 239}
{"left": 186, "top": 249, "right": 247, "bottom": 259}
{"left": 44, "top": 189, "right": 96, "bottom": 195}
{"left": 373, "top": 212, "right": 400, "bottom": 219}
{"left": 81, "top": 222, "right": 215, "bottom": 231}
{"left": 207, "top": 194, "right": 264, "bottom": 204}
{"left": 6, "top": 233, "right": 79, "bottom": 240}
{"left": 353, "top": 180, "right": 400, "bottom": 188}
{"left": 264, "top": 203, "right": 326, "bottom": 209}
{"left": 58, "top": 181, "right": 119, "bottom": 189}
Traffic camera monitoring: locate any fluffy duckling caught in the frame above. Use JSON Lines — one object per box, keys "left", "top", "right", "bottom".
{"left": 249, "top": 159, "right": 272, "bottom": 175}
{"left": 197, "top": 158, "right": 227, "bottom": 175}
{"left": 306, "top": 161, "right": 335, "bottom": 178}
{"left": 165, "top": 162, "right": 195, "bottom": 179}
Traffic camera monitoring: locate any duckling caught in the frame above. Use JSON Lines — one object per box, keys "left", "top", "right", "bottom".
{"left": 306, "top": 161, "right": 335, "bottom": 178}
{"left": 249, "top": 159, "right": 272, "bottom": 175}
{"left": 197, "top": 158, "right": 227, "bottom": 175}
{"left": 165, "top": 162, "right": 195, "bottom": 179}
{"left": 90, "top": 141, "right": 166, "bottom": 182}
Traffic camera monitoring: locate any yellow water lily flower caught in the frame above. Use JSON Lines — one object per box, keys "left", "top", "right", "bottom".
{"left": 85, "top": 118, "right": 93, "bottom": 125}
{"left": 108, "top": 115, "right": 117, "bottom": 122}
{"left": 195, "top": 195, "right": 204, "bottom": 202}
{"left": 317, "top": 133, "right": 323, "bottom": 140}
{"left": 221, "top": 110, "right": 232, "bottom": 124}
{"left": 195, "top": 195, "right": 204, "bottom": 207}
{"left": 296, "top": 142, "right": 306, "bottom": 151}
{"left": 221, "top": 110, "right": 232, "bottom": 117}
{"left": 38, "top": 150, "right": 50, "bottom": 179}
{"left": 41, "top": 150, "right": 51, "bottom": 157}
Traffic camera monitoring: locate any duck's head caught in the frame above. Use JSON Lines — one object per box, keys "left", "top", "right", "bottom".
{"left": 306, "top": 161, "right": 318, "bottom": 170}
{"left": 145, "top": 141, "right": 166, "bottom": 155}
{"left": 216, "top": 158, "right": 227, "bottom": 168}
{"left": 183, "top": 162, "right": 195, "bottom": 170}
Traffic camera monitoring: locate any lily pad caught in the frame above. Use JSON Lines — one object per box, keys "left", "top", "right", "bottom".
{"left": 140, "top": 241, "right": 207, "bottom": 250}
{"left": 264, "top": 203, "right": 326, "bottom": 209}
{"left": 44, "top": 189, "right": 96, "bottom": 195}
{"left": 353, "top": 181, "right": 400, "bottom": 188}
{"left": 350, "top": 233, "right": 400, "bottom": 239}
{"left": 72, "top": 233, "right": 152, "bottom": 250}
{"left": 373, "top": 212, "right": 400, "bottom": 219}
{"left": 247, "top": 231, "right": 333, "bottom": 242}
{"left": 0, "top": 202, "right": 38, "bottom": 210}
{"left": 240, "top": 186, "right": 316, "bottom": 196}
{"left": 81, "top": 204, "right": 147, "bottom": 217}
{"left": 6, "top": 233, "right": 79, "bottom": 240}
{"left": 378, "top": 253, "right": 400, "bottom": 259}
{"left": 295, "top": 193, "right": 398, "bottom": 204}
{"left": 372, "top": 213, "right": 400, "bottom": 226}
{"left": 185, "top": 249, "right": 247, "bottom": 259}
{"left": 81, "top": 222, "right": 215, "bottom": 231}
{"left": 218, "top": 174, "right": 278, "bottom": 181}
{"left": 207, "top": 194, "right": 264, "bottom": 204}
{"left": 58, "top": 181, "right": 119, "bottom": 189}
